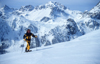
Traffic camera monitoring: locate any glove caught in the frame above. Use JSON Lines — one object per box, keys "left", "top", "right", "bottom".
{"left": 24, "top": 39, "right": 26, "bottom": 41}
{"left": 35, "top": 36, "right": 37, "bottom": 38}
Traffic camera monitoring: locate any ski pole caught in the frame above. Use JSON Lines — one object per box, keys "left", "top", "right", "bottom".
{"left": 35, "top": 38, "right": 37, "bottom": 51}
{"left": 21, "top": 41, "right": 25, "bottom": 53}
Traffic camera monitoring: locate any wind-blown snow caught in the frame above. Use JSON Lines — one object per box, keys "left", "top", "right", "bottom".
{"left": 0, "top": 29, "right": 100, "bottom": 64}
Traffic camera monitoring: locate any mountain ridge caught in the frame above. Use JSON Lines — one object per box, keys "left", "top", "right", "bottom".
{"left": 0, "top": 1, "right": 100, "bottom": 51}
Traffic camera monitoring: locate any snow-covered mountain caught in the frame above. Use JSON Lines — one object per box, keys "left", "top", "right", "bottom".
{"left": 35, "top": 1, "right": 66, "bottom": 10}
{"left": 0, "top": 1, "right": 100, "bottom": 53}
{"left": 90, "top": 1, "right": 100, "bottom": 13}
{"left": 19, "top": 5, "right": 34, "bottom": 11}
{"left": 82, "top": 1, "right": 100, "bottom": 19}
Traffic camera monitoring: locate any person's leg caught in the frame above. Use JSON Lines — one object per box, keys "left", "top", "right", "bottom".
{"left": 28, "top": 41, "right": 30, "bottom": 51}
{"left": 25, "top": 41, "right": 28, "bottom": 52}
{"left": 25, "top": 41, "right": 30, "bottom": 52}
{"left": 27, "top": 41, "right": 30, "bottom": 51}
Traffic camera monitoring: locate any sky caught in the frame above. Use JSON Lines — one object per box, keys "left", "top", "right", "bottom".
{"left": 0, "top": 0, "right": 99, "bottom": 12}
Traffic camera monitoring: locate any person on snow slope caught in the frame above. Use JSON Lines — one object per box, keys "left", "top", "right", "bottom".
{"left": 23, "top": 29, "right": 37, "bottom": 52}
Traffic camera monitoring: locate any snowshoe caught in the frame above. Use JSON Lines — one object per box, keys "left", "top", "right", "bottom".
{"left": 28, "top": 50, "right": 32, "bottom": 52}
{"left": 25, "top": 50, "right": 32, "bottom": 52}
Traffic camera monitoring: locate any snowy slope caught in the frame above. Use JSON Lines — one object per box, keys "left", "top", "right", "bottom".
{"left": 0, "top": 29, "right": 100, "bottom": 64}
{"left": 25, "top": 8, "right": 52, "bottom": 21}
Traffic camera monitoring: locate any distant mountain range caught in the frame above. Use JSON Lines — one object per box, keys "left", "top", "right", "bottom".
{"left": 0, "top": 1, "right": 100, "bottom": 49}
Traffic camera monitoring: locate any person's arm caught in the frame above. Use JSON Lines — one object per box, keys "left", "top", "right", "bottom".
{"left": 31, "top": 33, "right": 37, "bottom": 38}
{"left": 23, "top": 34, "right": 26, "bottom": 41}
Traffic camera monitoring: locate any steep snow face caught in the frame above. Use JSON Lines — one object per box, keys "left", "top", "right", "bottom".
{"left": 90, "top": 2, "right": 100, "bottom": 13}
{"left": 89, "top": 2, "right": 100, "bottom": 19}
{"left": 25, "top": 8, "right": 52, "bottom": 21}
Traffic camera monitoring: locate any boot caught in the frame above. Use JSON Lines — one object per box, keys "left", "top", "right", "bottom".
{"left": 28, "top": 50, "right": 32, "bottom": 52}
{"left": 25, "top": 48, "right": 28, "bottom": 52}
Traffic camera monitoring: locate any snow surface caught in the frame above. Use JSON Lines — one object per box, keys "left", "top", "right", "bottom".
{"left": 0, "top": 29, "right": 100, "bottom": 64}
{"left": 25, "top": 8, "right": 51, "bottom": 21}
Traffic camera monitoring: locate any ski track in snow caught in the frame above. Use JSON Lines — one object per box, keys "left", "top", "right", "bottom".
{"left": 0, "top": 29, "right": 100, "bottom": 64}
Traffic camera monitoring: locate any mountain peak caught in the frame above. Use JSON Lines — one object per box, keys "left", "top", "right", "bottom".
{"left": 46, "top": 1, "right": 67, "bottom": 10}
{"left": 3, "top": 5, "right": 10, "bottom": 10}
{"left": 96, "top": 1, "right": 100, "bottom": 6}
{"left": 46, "top": 1, "right": 60, "bottom": 6}
{"left": 19, "top": 5, "right": 34, "bottom": 11}
{"left": 47, "top": 1, "right": 54, "bottom": 5}
{"left": 35, "top": 1, "right": 67, "bottom": 10}
{"left": 90, "top": 1, "right": 100, "bottom": 13}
